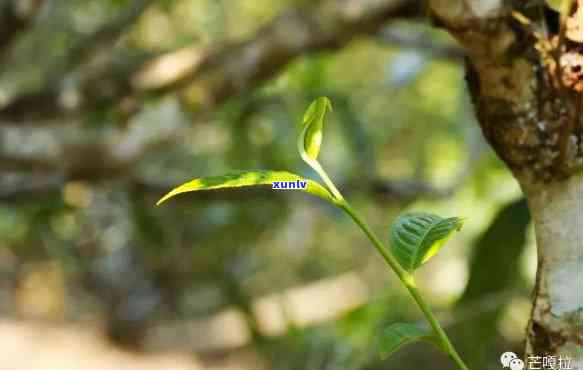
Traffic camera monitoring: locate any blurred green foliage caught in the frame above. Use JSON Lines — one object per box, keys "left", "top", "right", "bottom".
{"left": 0, "top": 1, "right": 535, "bottom": 369}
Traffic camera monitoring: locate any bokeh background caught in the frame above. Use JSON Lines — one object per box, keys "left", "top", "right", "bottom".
{"left": 0, "top": 1, "right": 535, "bottom": 369}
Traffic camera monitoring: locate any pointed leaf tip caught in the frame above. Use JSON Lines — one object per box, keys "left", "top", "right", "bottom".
{"left": 389, "top": 212, "right": 465, "bottom": 272}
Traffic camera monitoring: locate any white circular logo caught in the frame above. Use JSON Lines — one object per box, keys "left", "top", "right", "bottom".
{"left": 509, "top": 358, "right": 525, "bottom": 370}
{"left": 500, "top": 352, "right": 518, "bottom": 368}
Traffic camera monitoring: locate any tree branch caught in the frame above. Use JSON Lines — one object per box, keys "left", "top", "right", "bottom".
{"left": 0, "top": 0, "right": 421, "bottom": 121}
{"left": 0, "top": 0, "right": 155, "bottom": 120}
{"left": 0, "top": 0, "right": 426, "bottom": 200}
{"left": 0, "top": 99, "right": 188, "bottom": 175}
{"left": 55, "top": 0, "right": 155, "bottom": 76}
{"left": 137, "top": 0, "right": 422, "bottom": 109}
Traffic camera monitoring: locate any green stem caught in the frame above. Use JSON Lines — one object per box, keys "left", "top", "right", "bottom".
{"left": 338, "top": 201, "right": 469, "bottom": 370}
{"left": 307, "top": 160, "right": 467, "bottom": 369}
{"left": 304, "top": 157, "right": 344, "bottom": 202}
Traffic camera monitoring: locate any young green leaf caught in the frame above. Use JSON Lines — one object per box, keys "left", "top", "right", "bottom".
{"left": 379, "top": 323, "right": 444, "bottom": 360}
{"left": 389, "top": 212, "right": 464, "bottom": 272}
{"left": 156, "top": 170, "right": 334, "bottom": 205}
{"left": 297, "top": 97, "right": 332, "bottom": 161}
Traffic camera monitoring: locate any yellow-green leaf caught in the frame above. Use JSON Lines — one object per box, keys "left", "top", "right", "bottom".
{"left": 298, "top": 97, "right": 332, "bottom": 161}
{"left": 156, "top": 170, "right": 334, "bottom": 205}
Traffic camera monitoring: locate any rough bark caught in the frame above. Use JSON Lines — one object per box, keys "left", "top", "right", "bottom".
{"left": 523, "top": 177, "right": 583, "bottom": 367}
{"left": 427, "top": 0, "right": 583, "bottom": 365}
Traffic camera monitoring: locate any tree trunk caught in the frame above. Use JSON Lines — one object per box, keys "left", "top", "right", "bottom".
{"left": 524, "top": 177, "right": 583, "bottom": 366}
{"left": 427, "top": 0, "right": 583, "bottom": 365}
